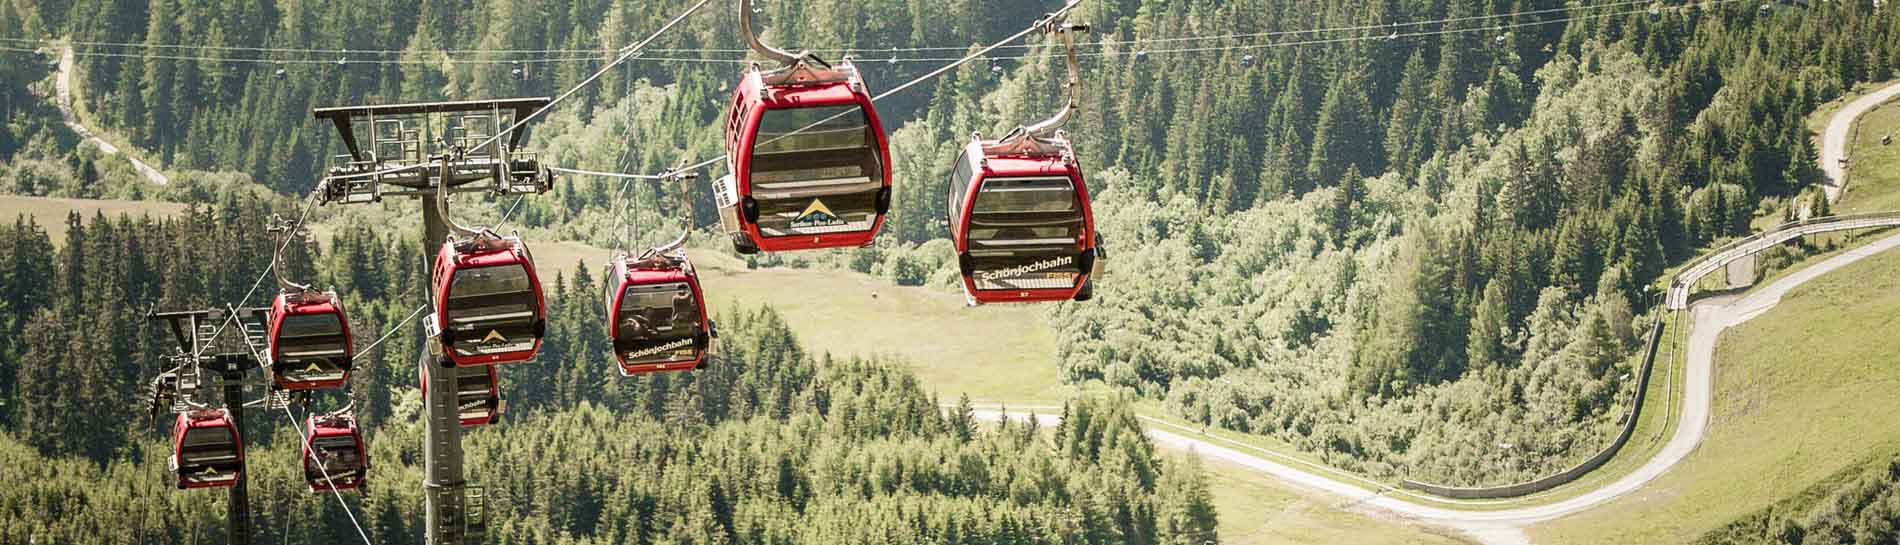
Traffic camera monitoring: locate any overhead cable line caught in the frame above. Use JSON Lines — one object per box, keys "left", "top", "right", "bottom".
{"left": 549, "top": 166, "right": 670, "bottom": 179}
{"left": 677, "top": 0, "right": 1080, "bottom": 173}
{"left": 463, "top": 0, "right": 713, "bottom": 160}
{"left": 193, "top": 189, "right": 323, "bottom": 358}
{"left": 349, "top": 305, "right": 428, "bottom": 362}
{"left": 0, "top": 0, "right": 1663, "bottom": 57}
{"left": 217, "top": 312, "right": 375, "bottom": 545}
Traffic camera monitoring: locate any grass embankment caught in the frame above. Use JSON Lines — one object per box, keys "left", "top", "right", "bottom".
{"left": 1200, "top": 457, "right": 1473, "bottom": 545}
{"left": 1840, "top": 91, "right": 1900, "bottom": 213}
{"left": 1531, "top": 245, "right": 1900, "bottom": 545}
{"left": 0, "top": 195, "right": 185, "bottom": 247}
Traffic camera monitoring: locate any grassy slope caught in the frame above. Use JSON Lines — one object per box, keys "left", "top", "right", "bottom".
{"left": 0, "top": 195, "right": 186, "bottom": 247}
{"left": 1200, "top": 456, "right": 1474, "bottom": 545}
{"left": 527, "top": 241, "right": 1461, "bottom": 543}
{"left": 527, "top": 243, "right": 1071, "bottom": 405}
{"left": 1839, "top": 94, "right": 1900, "bottom": 214}
{"left": 1531, "top": 246, "right": 1900, "bottom": 545}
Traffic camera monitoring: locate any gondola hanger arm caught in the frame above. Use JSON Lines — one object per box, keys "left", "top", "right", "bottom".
{"left": 647, "top": 159, "right": 700, "bottom": 259}
{"left": 739, "top": 0, "right": 819, "bottom": 68}
{"left": 267, "top": 214, "right": 316, "bottom": 295}
{"left": 1016, "top": 19, "right": 1090, "bottom": 142}
{"left": 432, "top": 148, "right": 495, "bottom": 243}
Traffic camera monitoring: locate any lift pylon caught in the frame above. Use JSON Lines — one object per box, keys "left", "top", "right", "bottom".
{"left": 312, "top": 98, "right": 559, "bottom": 545}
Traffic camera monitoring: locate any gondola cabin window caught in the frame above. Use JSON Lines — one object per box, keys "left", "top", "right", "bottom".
{"left": 305, "top": 435, "right": 364, "bottom": 486}
{"left": 947, "top": 151, "right": 974, "bottom": 229}
{"left": 455, "top": 365, "right": 500, "bottom": 426}
{"left": 445, "top": 265, "right": 538, "bottom": 361}
{"left": 749, "top": 105, "right": 883, "bottom": 238}
{"left": 275, "top": 312, "right": 349, "bottom": 385}
{"left": 967, "top": 177, "right": 1086, "bottom": 291}
{"left": 175, "top": 421, "right": 242, "bottom": 488}
{"left": 614, "top": 282, "right": 703, "bottom": 366}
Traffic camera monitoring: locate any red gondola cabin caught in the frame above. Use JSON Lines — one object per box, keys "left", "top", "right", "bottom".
{"left": 170, "top": 409, "right": 242, "bottom": 489}
{"left": 269, "top": 290, "right": 355, "bottom": 390}
{"left": 302, "top": 413, "right": 368, "bottom": 492}
{"left": 603, "top": 255, "right": 713, "bottom": 375}
{"left": 947, "top": 137, "right": 1101, "bottom": 304}
{"left": 432, "top": 235, "right": 546, "bottom": 367}
{"left": 718, "top": 60, "right": 893, "bottom": 253}
{"left": 420, "top": 359, "right": 502, "bottom": 427}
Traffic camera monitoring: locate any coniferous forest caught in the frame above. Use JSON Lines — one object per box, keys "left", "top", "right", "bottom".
{"left": 4, "top": 0, "right": 1900, "bottom": 542}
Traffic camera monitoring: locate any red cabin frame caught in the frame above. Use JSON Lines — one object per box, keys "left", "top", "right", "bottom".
{"left": 170, "top": 410, "right": 243, "bottom": 489}
{"left": 721, "top": 62, "right": 893, "bottom": 252}
{"left": 948, "top": 141, "right": 1099, "bottom": 304}
{"left": 301, "top": 413, "right": 368, "bottom": 492}
{"left": 268, "top": 291, "right": 355, "bottom": 390}
{"left": 604, "top": 256, "right": 713, "bottom": 375}
{"left": 432, "top": 236, "right": 546, "bottom": 367}
{"left": 420, "top": 359, "right": 502, "bottom": 427}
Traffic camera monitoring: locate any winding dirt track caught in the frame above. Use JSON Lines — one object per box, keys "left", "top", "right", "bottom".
{"left": 54, "top": 44, "right": 169, "bottom": 186}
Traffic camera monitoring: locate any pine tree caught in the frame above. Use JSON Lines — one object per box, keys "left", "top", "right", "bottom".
{"left": 1306, "top": 68, "right": 1382, "bottom": 188}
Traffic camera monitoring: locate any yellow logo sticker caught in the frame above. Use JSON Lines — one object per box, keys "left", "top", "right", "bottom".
{"left": 791, "top": 199, "right": 847, "bottom": 229}
{"left": 482, "top": 330, "right": 507, "bottom": 344}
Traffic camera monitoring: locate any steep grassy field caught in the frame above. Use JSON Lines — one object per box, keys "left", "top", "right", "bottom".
{"left": 1839, "top": 94, "right": 1900, "bottom": 214}
{"left": 0, "top": 195, "right": 186, "bottom": 247}
{"left": 526, "top": 242, "right": 1070, "bottom": 405}
{"left": 1531, "top": 246, "right": 1900, "bottom": 545}
{"left": 1198, "top": 456, "right": 1474, "bottom": 545}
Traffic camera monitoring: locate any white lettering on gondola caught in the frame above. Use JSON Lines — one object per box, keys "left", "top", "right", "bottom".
{"left": 978, "top": 256, "right": 1075, "bottom": 282}
{"left": 626, "top": 338, "right": 694, "bottom": 359}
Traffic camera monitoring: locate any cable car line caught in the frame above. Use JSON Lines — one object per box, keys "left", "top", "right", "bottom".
{"left": 0, "top": 0, "right": 1720, "bottom": 71}
{"left": 676, "top": 0, "right": 1086, "bottom": 175}
{"left": 548, "top": 166, "right": 670, "bottom": 179}
{"left": 193, "top": 189, "right": 324, "bottom": 359}
{"left": 220, "top": 325, "right": 374, "bottom": 545}
{"left": 349, "top": 305, "right": 428, "bottom": 362}
{"left": 460, "top": 0, "right": 713, "bottom": 163}
{"left": 0, "top": 0, "right": 1663, "bottom": 58}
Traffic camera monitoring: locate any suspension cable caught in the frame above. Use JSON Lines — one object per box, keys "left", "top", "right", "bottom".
{"left": 462, "top": 0, "right": 712, "bottom": 161}
{"left": 548, "top": 166, "right": 669, "bottom": 180}
{"left": 349, "top": 305, "right": 428, "bottom": 362}
{"left": 193, "top": 188, "right": 323, "bottom": 358}
{"left": 677, "top": 0, "right": 1087, "bottom": 174}
{"left": 0, "top": 0, "right": 1666, "bottom": 57}
{"left": 0, "top": 0, "right": 1724, "bottom": 68}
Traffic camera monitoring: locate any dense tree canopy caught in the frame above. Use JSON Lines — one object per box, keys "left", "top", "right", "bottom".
{"left": 4, "top": 0, "right": 1900, "bottom": 496}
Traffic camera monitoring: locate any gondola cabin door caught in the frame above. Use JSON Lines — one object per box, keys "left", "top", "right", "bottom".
{"left": 268, "top": 291, "right": 354, "bottom": 390}
{"left": 948, "top": 143, "right": 1100, "bottom": 304}
{"left": 719, "top": 62, "right": 893, "bottom": 253}
{"left": 604, "top": 255, "right": 712, "bottom": 374}
{"left": 170, "top": 410, "right": 243, "bottom": 489}
{"left": 302, "top": 413, "right": 369, "bottom": 492}
{"left": 433, "top": 235, "right": 546, "bottom": 367}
